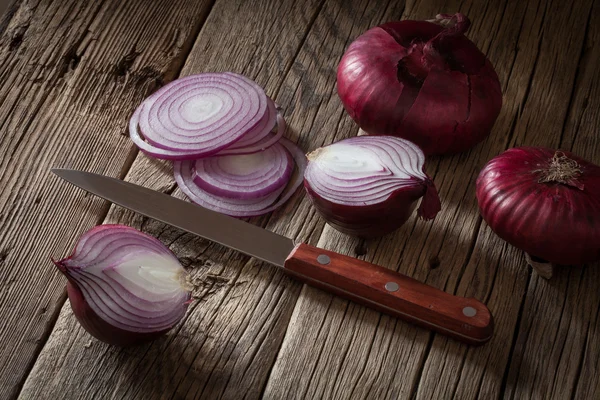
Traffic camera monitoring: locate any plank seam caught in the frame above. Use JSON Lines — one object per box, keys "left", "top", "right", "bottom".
{"left": 558, "top": 4, "right": 593, "bottom": 149}
{"left": 497, "top": 269, "right": 533, "bottom": 400}
{"left": 570, "top": 295, "right": 597, "bottom": 400}
{"left": 407, "top": 332, "right": 435, "bottom": 400}
{"left": 297, "top": 294, "right": 335, "bottom": 399}
{"left": 345, "top": 313, "right": 384, "bottom": 400}
{"left": 272, "top": 0, "right": 326, "bottom": 100}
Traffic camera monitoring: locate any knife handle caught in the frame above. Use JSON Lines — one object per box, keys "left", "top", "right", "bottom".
{"left": 283, "top": 243, "right": 493, "bottom": 345}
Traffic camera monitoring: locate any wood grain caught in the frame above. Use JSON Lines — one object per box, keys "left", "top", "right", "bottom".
{"left": 21, "top": 0, "right": 334, "bottom": 398}
{"left": 265, "top": 0, "right": 600, "bottom": 399}
{"left": 0, "top": 0, "right": 214, "bottom": 397}
{"left": 5, "top": 0, "right": 600, "bottom": 398}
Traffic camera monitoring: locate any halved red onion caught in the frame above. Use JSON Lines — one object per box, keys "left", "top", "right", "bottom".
{"left": 304, "top": 136, "right": 441, "bottom": 237}
{"left": 130, "top": 72, "right": 270, "bottom": 159}
{"left": 175, "top": 138, "right": 307, "bottom": 217}
{"left": 53, "top": 225, "right": 191, "bottom": 346}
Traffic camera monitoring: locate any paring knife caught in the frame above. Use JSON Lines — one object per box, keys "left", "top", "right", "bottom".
{"left": 52, "top": 169, "right": 493, "bottom": 345}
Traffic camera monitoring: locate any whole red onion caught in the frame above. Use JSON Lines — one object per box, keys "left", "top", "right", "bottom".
{"left": 476, "top": 147, "right": 600, "bottom": 266}
{"left": 337, "top": 13, "right": 502, "bottom": 155}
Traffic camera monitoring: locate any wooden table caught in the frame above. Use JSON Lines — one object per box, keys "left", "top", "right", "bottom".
{"left": 1, "top": 0, "right": 598, "bottom": 398}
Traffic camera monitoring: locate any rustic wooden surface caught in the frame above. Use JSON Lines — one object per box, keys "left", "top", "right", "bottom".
{"left": 0, "top": 0, "right": 596, "bottom": 398}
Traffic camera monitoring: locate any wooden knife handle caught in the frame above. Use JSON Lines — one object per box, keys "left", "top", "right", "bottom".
{"left": 283, "top": 243, "right": 493, "bottom": 345}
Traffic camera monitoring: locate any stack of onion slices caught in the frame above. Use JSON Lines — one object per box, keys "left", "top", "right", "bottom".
{"left": 129, "top": 72, "right": 305, "bottom": 217}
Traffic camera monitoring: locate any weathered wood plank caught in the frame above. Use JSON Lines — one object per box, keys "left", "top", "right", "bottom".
{"left": 0, "top": 0, "right": 214, "bottom": 397}
{"left": 501, "top": 1, "right": 600, "bottom": 398}
{"left": 264, "top": 0, "right": 599, "bottom": 399}
{"left": 20, "top": 0, "right": 351, "bottom": 398}
{"left": 12, "top": 0, "right": 600, "bottom": 399}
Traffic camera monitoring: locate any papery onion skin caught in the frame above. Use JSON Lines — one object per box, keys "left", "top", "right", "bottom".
{"left": 53, "top": 225, "right": 192, "bottom": 347}
{"left": 476, "top": 147, "right": 600, "bottom": 266}
{"left": 63, "top": 280, "right": 170, "bottom": 347}
{"left": 337, "top": 13, "right": 502, "bottom": 155}
{"left": 305, "top": 183, "right": 427, "bottom": 238}
{"left": 303, "top": 136, "right": 441, "bottom": 238}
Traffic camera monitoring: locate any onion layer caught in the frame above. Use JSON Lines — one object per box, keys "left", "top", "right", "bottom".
{"left": 337, "top": 13, "right": 502, "bottom": 155}
{"left": 476, "top": 147, "right": 600, "bottom": 266}
{"left": 53, "top": 225, "right": 191, "bottom": 346}
{"left": 304, "top": 136, "right": 441, "bottom": 237}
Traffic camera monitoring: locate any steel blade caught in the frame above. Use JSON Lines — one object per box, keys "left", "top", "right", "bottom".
{"left": 51, "top": 169, "right": 295, "bottom": 267}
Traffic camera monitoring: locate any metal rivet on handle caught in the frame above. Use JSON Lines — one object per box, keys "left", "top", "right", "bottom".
{"left": 463, "top": 306, "right": 477, "bottom": 317}
{"left": 385, "top": 282, "right": 399, "bottom": 292}
{"left": 317, "top": 254, "right": 330, "bottom": 265}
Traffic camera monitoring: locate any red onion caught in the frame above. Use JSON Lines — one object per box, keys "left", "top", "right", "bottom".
{"left": 337, "top": 13, "right": 502, "bottom": 155}
{"left": 304, "top": 136, "right": 441, "bottom": 237}
{"left": 476, "top": 147, "right": 600, "bottom": 267}
{"left": 53, "top": 225, "right": 191, "bottom": 346}
{"left": 174, "top": 138, "right": 307, "bottom": 217}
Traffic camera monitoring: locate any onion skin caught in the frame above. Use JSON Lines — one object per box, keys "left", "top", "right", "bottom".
{"left": 63, "top": 280, "right": 170, "bottom": 347}
{"left": 305, "top": 182, "right": 426, "bottom": 238}
{"left": 476, "top": 147, "right": 600, "bottom": 266}
{"left": 337, "top": 13, "right": 502, "bottom": 155}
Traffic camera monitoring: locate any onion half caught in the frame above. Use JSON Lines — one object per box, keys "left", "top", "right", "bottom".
{"left": 53, "top": 225, "right": 191, "bottom": 346}
{"left": 304, "top": 136, "right": 441, "bottom": 237}
{"left": 337, "top": 13, "right": 502, "bottom": 155}
{"left": 476, "top": 147, "right": 600, "bottom": 267}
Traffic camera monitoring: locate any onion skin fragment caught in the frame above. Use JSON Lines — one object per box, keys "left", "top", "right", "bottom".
{"left": 476, "top": 147, "right": 600, "bottom": 267}
{"left": 337, "top": 13, "right": 502, "bottom": 155}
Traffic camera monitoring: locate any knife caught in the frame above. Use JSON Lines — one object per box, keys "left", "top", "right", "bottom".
{"left": 52, "top": 169, "right": 493, "bottom": 345}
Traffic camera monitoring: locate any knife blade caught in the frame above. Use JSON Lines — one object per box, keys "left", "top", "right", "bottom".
{"left": 52, "top": 168, "right": 493, "bottom": 345}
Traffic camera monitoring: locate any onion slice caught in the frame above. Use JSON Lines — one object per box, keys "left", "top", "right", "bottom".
{"left": 216, "top": 98, "right": 282, "bottom": 155}
{"left": 192, "top": 142, "right": 293, "bottom": 199}
{"left": 53, "top": 225, "right": 191, "bottom": 346}
{"left": 130, "top": 72, "right": 270, "bottom": 159}
{"left": 304, "top": 136, "right": 440, "bottom": 237}
{"left": 175, "top": 138, "right": 307, "bottom": 217}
